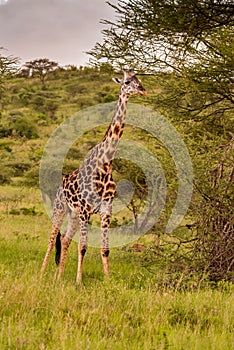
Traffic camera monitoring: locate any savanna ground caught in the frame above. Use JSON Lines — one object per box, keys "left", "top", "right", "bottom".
{"left": 0, "top": 185, "right": 233, "bottom": 350}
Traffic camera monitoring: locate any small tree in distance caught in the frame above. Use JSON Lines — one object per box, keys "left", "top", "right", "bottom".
{"left": 24, "top": 58, "right": 58, "bottom": 89}
{"left": 0, "top": 47, "right": 20, "bottom": 108}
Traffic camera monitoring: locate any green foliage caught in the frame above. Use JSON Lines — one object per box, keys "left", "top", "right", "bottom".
{"left": 14, "top": 117, "right": 39, "bottom": 139}
{"left": 102, "top": 93, "right": 116, "bottom": 103}
{"left": 23, "top": 167, "right": 40, "bottom": 187}
{"left": 0, "top": 113, "right": 38, "bottom": 139}
{"left": 90, "top": 1, "right": 233, "bottom": 94}
{"left": 65, "top": 82, "right": 87, "bottom": 96}
{"left": 193, "top": 137, "right": 234, "bottom": 282}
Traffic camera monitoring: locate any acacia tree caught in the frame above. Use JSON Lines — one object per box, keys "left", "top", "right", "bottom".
{"left": 24, "top": 58, "right": 58, "bottom": 88}
{"left": 90, "top": 0, "right": 233, "bottom": 106}
{"left": 0, "top": 48, "right": 20, "bottom": 108}
{"left": 89, "top": 0, "right": 234, "bottom": 281}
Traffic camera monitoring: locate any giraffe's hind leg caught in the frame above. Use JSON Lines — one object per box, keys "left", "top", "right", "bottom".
{"left": 100, "top": 202, "right": 112, "bottom": 278}
{"left": 76, "top": 212, "right": 89, "bottom": 283}
{"left": 41, "top": 186, "right": 67, "bottom": 275}
{"left": 58, "top": 210, "right": 79, "bottom": 279}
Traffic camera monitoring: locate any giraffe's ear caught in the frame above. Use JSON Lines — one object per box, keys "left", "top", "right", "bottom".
{"left": 123, "top": 70, "right": 135, "bottom": 80}
{"left": 112, "top": 77, "right": 122, "bottom": 84}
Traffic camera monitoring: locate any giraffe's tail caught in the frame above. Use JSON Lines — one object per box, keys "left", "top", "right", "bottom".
{"left": 55, "top": 231, "right": 61, "bottom": 265}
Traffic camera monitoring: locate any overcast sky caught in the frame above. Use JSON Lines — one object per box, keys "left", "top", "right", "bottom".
{"left": 0, "top": 0, "right": 116, "bottom": 66}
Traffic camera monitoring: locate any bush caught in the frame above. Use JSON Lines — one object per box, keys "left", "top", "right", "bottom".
{"left": 103, "top": 94, "right": 116, "bottom": 103}
{"left": 23, "top": 166, "right": 40, "bottom": 187}
{"left": 66, "top": 83, "right": 87, "bottom": 96}
{"left": 0, "top": 114, "right": 39, "bottom": 139}
{"left": 14, "top": 117, "right": 38, "bottom": 139}
{"left": 0, "top": 171, "right": 12, "bottom": 185}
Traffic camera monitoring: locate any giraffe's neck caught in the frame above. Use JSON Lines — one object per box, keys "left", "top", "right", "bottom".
{"left": 110, "top": 91, "right": 128, "bottom": 127}
{"left": 101, "top": 91, "right": 129, "bottom": 155}
{"left": 80, "top": 91, "right": 128, "bottom": 172}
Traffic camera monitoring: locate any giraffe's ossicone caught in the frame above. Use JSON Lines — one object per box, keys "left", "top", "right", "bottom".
{"left": 41, "top": 70, "right": 146, "bottom": 282}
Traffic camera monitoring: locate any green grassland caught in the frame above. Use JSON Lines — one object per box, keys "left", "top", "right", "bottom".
{"left": 0, "top": 186, "right": 234, "bottom": 350}
{"left": 0, "top": 68, "right": 233, "bottom": 349}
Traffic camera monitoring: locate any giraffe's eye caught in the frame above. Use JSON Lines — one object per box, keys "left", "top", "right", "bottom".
{"left": 125, "top": 81, "right": 131, "bottom": 85}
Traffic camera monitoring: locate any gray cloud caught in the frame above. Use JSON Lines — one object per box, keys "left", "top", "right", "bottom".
{"left": 0, "top": 0, "right": 116, "bottom": 66}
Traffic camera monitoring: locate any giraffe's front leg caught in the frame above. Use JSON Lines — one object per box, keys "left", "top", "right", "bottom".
{"left": 76, "top": 214, "right": 89, "bottom": 283}
{"left": 100, "top": 204, "right": 112, "bottom": 277}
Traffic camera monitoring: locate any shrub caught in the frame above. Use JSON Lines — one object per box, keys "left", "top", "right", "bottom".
{"left": 103, "top": 94, "right": 116, "bottom": 103}
{"left": 14, "top": 117, "right": 38, "bottom": 139}
{"left": 0, "top": 171, "right": 12, "bottom": 184}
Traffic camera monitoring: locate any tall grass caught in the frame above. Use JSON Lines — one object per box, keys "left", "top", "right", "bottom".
{"left": 0, "top": 186, "right": 234, "bottom": 349}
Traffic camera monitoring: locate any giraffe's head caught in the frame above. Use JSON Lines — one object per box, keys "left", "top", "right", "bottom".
{"left": 112, "top": 70, "right": 147, "bottom": 97}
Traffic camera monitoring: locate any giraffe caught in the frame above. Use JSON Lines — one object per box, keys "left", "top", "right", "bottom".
{"left": 41, "top": 70, "right": 146, "bottom": 282}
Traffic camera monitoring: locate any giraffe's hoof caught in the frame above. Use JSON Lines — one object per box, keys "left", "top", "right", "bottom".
{"left": 76, "top": 276, "right": 83, "bottom": 286}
